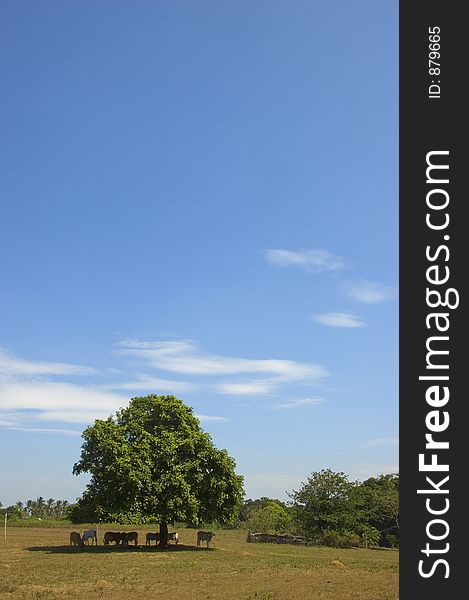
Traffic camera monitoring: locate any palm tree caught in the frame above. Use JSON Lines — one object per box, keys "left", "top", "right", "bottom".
{"left": 35, "top": 497, "right": 46, "bottom": 518}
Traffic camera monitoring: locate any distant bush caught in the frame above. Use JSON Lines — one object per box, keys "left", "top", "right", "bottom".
{"left": 360, "top": 525, "right": 381, "bottom": 548}
{"left": 319, "top": 529, "right": 361, "bottom": 548}
{"left": 247, "top": 501, "right": 292, "bottom": 535}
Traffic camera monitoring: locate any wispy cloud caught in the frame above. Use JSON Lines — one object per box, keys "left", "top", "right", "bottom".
{"left": 0, "top": 348, "right": 95, "bottom": 378}
{"left": 117, "top": 340, "right": 329, "bottom": 392}
{"left": 195, "top": 415, "right": 228, "bottom": 423}
{"left": 107, "top": 374, "right": 197, "bottom": 394}
{"left": 0, "top": 348, "right": 124, "bottom": 430}
{"left": 312, "top": 312, "right": 366, "bottom": 328}
{"left": 264, "top": 249, "right": 346, "bottom": 273}
{"left": 0, "top": 380, "right": 127, "bottom": 425}
{"left": 272, "top": 397, "right": 325, "bottom": 410}
{"left": 343, "top": 280, "right": 397, "bottom": 304}
{"left": 0, "top": 376, "right": 226, "bottom": 430}
{"left": 8, "top": 426, "right": 81, "bottom": 436}
{"left": 217, "top": 381, "right": 277, "bottom": 395}
{"left": 1, "top": 341, "right": 329, "bottom": 431}
{"left": 0, "top": 417, "right": 21, "bottom": 427}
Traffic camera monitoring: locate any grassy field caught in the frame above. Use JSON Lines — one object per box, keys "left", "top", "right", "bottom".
{"left": 0, "top": 526, "right": 398, "bottom": 599}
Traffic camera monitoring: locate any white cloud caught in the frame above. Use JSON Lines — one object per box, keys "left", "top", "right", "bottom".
{"left": 343, "top": 280, "right": 397, "bottom": 303}
{"left": 34, "top": 410, "right": 114, "bottom": 424}
{"left": 0, "top": 341, "right": 330, "bottom": 430}
{"left": 272, "top": 397, "right": 325, "bottom": 410}
{"left": 0, "top": 417, "right": 20, "bottom": 427}
{"left": 264, "top": 248, "right": 346, "bottom": 273}
{"left": 312, "top": 312, "right": 366, "bottom": 328}
{"left": 108, "top": 374, "right": 197, "bottom": 394}
{"left": 0, "top": 380, "right": 127, "bottom": 425}
{"left": 117, "top": 340, "right": 328, "bottom": 383}
{"left": 116, "top": 339, "right": 329, "bottom": 397}
{"left": 8, "top": 426, "right": 81, "bottom": 436}
{"left": 217, "top": 381, "right": 276, "bottom": 395}
{"left": 0, "top": 377, "right": 228, "bottom": 429}
{"left": 0, "top": 348, "right": 95, "bottom": 378}
{"left": 195, "top": 415, "right": 228, "bottom": 423}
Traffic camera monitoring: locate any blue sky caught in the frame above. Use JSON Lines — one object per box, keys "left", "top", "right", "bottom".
{"left": 0, "top": 0, "right": 398, "bottom": 506}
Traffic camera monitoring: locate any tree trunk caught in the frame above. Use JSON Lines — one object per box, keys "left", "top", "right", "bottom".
{"left": 158, "top": 522, "right": 168, "bottom": 547}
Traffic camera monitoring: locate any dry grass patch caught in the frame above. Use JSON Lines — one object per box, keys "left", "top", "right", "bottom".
{"left": 0, "top": 527, "right": 398, "bottom": 599}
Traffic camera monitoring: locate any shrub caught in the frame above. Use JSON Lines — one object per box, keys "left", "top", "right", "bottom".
{"left": 320, "top": 529, "right": 361, "bottom": 548}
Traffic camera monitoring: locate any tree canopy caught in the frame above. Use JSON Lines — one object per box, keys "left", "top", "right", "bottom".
{"left": 353, "top": 474, "right": 399, "bottom": 547}
{"left": 288, "top": 469, "right": 399, "bottom": 547}
{"left": 72, "top": 395, "right": 244, "bottom": 545}
{"left": 246, "top": 499, "right": 292, "bottom": 534}
{"left": 289, "top": 469, "right": 357, "bottom": 537}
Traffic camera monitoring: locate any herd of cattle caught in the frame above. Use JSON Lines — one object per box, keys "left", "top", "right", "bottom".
{"left": 69, "top": 528, "right": 215, "bottom": 548}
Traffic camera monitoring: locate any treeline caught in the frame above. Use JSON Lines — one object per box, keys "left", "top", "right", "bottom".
{"left": 239, "top": 470, "right": 399, "bottom": 548}
{"left": 0, "top": 497, "right": 73, "bottom": 520}
{"left": 1, "top": 470, "right": 399, "bottom": 548}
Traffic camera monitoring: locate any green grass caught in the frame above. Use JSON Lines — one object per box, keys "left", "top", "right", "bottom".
{"left": 0, "top": 526, "right": 398, "bottom": 599}
{"left": 2, "top": 518, "right": 73, "bottom": 528}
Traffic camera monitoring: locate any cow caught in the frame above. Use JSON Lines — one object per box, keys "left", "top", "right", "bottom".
{"left": 168, "top": 531, "right": 179, "bottom": 545}
{"left": 145, "top": 532, "right": 160, "bottom": 546}
{"left": 82, "top": 528, "right": 97, "bottom": 545}
{"left": 126, "top": 531, "right": 138, "bottom": 546}
{"left": 146, "top": 531, "right": 178, "bottom": 546}
{"left": 104, "top": 531, "right": 125, "bottom": 546}
{"left": 197, "top": 531, "right": 215, "bottom": 548}
{"left": 70, "top": 531, "right": 84, "bottom": 547}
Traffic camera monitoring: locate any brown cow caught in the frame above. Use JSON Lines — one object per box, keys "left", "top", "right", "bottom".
{"left": 126, "top": 531, "right": 138, "bottom": 546}
{"left": 70, "top": 531, "right": 84, "bottom": 547}
{"left": 103, "top": 531, "right": 125, "bottom": 546}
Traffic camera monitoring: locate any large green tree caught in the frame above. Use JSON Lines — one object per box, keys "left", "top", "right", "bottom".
{"left": 289, "top": 469, "right": 358, "bottom": 538}
{"left": 353, "top": 474, "right": 399, "bottom": 546}
{"left": 72, "top": 395, "right": 244, "bottom": 546}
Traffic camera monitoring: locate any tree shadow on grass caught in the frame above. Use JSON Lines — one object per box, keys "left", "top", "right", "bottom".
{"left": 26, "top": 544, "right": 216, "bottom": 554}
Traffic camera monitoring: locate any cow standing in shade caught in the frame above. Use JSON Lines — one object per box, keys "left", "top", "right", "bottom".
{"left": 168, "top": 532, "right": 178, "bottom": 545}
{"left": 146, "top": 532, "right": 160, "bottom": 546}
{"left": 126, "top": 531, "right": 138, "bottom": 546}
{"left": 145, "top": 531, "right": 178, "bottom": 546}
{"left": 104, "top": 531, "right": 126, "bottom": 546}
{"left": 70, "top": 531, "right": 84, "bottom": 547}
{"left": 82, "top": 528, "right": 97, "bottom": 545}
